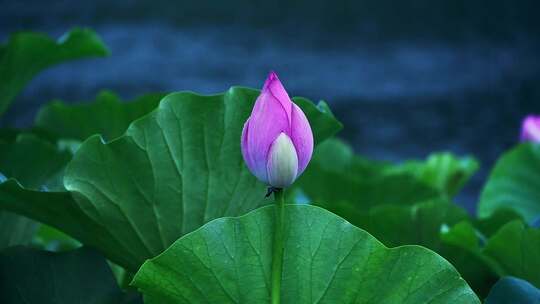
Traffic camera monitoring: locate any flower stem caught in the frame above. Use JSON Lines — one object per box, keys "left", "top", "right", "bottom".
{"left": 271, "top": 189, "right": 285, "bottom": 304}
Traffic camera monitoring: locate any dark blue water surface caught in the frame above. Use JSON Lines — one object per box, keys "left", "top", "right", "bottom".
{"left": 2, "top": 0, "right": 540, "bottom": 213}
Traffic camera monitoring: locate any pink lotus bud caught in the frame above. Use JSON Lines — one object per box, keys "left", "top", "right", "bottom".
{"left": 241, "top": 71, "right": 313, "bottom": 188}
{"left": 520, "top": 115, "right": 540, "bottom": 142}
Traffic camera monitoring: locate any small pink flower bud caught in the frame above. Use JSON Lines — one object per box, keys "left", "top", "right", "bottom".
{"left": 241, "top": 72, "right": 313, "bottom": 188}
{"left": 520, "top": 115, "right": 540, "bottom": 142}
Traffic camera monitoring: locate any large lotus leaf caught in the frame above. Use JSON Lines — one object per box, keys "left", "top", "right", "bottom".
{"left": 483, "top": 220, "right": 540, "bottom": 287}
{"left": 383, "top": 152, "right": 479, "bottom": 197}
{"left": 0, "top": 135, "right": 72, "bottom": 249}
{"left": 0, "top": 182, "right": 87, "bottom": 242}
{"left": 0, "top": 88, "right": 342, "bottom": 271}
{"left": 485, "top": 277, "right": 540, "bottom": 304}
{"left": 296, "top": 139, "right": 441, "bottom": 208}
{"left": 0, "top": 134, "right": 71, "bottom": 191}
{"left": 310, "top": 196, "right": 498, "bottom": 297}
{"left": 35, "top": 90, "right": 166, "bottom": 141}
{"left": 132, "top": 204, "right": 479, "bottom": 303}
{"left": 0, "top": 246, "right": 141, "bottom": 304}
{"left": 478, "top": 143, "right": 540, "bottom": 222}
{"left": 0, "top": 28, "right": 109, "bottom": 117}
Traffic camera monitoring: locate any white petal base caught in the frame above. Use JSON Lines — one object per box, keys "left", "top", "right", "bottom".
{"left": 266, "top": 132, "right": 298, "bottom": 188}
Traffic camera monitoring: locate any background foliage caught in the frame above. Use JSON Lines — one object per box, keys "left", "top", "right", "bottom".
{"left": 0, "top": 26, "right": 538, "bottom": 303}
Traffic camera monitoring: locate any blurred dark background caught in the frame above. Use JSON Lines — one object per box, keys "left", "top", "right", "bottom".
{"left": 1, "top": 0, "right": 539, "bottom": 213}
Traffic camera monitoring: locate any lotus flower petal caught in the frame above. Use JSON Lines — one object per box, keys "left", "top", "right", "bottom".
{"left": 521, "top": 115, "right": 540, "bottom": 142}
{"left": 290, "top": 103, "right": 314, "bottom": 175}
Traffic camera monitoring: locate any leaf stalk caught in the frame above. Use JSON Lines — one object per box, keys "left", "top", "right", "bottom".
{"left": 271, "top": 189, "right": 285, "bottom": 304}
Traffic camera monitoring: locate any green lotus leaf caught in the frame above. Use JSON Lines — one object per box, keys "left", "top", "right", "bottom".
{"left": 478, "top": 143, "right": 540, "bottom": 222}
{"left": 35, "top": 90, "right": 166, "bottom": 141}
{"left": 0, "top": 134, "right": 72, "bottom": 249}
{"left": 384, "top": 152, "right": 479, "bottom": 197}
{"left": 0, "top": 88, "right": 342, "bottom": 271}
{"left": 295, "top": 139, "right": 441, "bottom": 208}
{"left": 132, "top": 204, "right": 479, "bottom": 304}
{"left": 351, "top": 199, "right": 499, "bottom": 297}
{"left": 483, "top": 220, "right": 540, "bottom": 287}
{"left": 0, "top": 28, "right": 109, "bottom": 117}
{"left": 296, "top": 139, "right": 478, "bottom": 210}
{"left": 358, "top": 200, "right": 469, "bottom": 249}
{"left": 439, "top": 221, "right": 502, "bottom": 297}
{"left": 474, "top": 208, "right": 523, "bottom": 238}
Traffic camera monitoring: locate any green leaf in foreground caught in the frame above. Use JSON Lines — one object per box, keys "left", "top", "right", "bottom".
{"left": 35, "top": 90, "right": 166, "bottom": 141}
{"left": 132, "top": 205, "right": 479, "bottom": 303}
{"left": 484, "top": 277, "right": 540, "bottom": 304}
{"left": 0, "top": 246, "right": 141, "bottom": 304}
{"left": 0, "top": 28, "right": 109, "bottom": 117}
{"left": 483, "top": 220, "right": 540, "bottom": 287}
{"left": 478, "top": 143, "right": 540, "bottom": 222}
{"left": 0, "top": 88, "right": 342, "bottom": 271}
